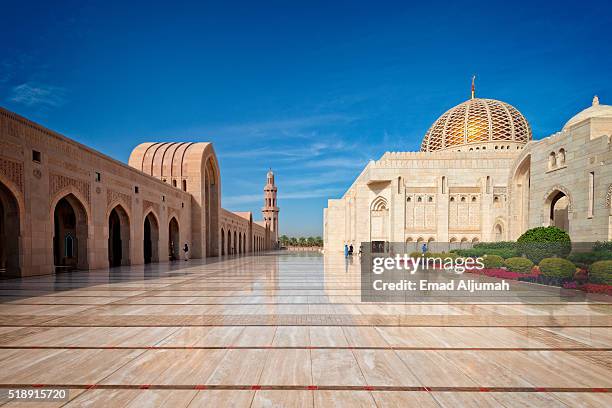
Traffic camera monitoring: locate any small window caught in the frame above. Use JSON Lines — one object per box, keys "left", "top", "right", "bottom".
{"left": 428, "top": 196, "right": 433, "bottom": 202}
{"left": 95, "top": 172, "right": 101, "bottom": 182}
{"left": 450, "top": 197, "right": 455, "bottom": 202}
{"left": 134, "top": 186, "right": 139, "bottom": 194}
{"left": 471, "top": 196, "right": 477, "bottom": 202}
{"left": 172, "top": 180, "right": 177, "bottom": 187}
{"left": 32, "top": 150, "right": 41, "bottom": 162}
{"left": 407, "top": 197, "right": 412, "bottom": 202}
{"left": 181, "top": 202, "right": 184, "bottom": 208}
{"left": 182, "top": 180, "right": 187, "bottom": 191}
{"left": 417, "top": 196, "right": 422, "bottom": 202}
{"left": 162, "top": 178, "right": 167, "bottom": 183}
{"left": 460, "top": 196, "right": 466, "bottom": 202}
{"left": 162, "top": 195, "right": 165, "bottom": 202}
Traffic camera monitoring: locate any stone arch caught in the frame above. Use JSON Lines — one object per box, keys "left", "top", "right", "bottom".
{"left": 370, "top": 196, "right": 389, "bottom": 242}
{"left": 143, "top": 211, "right": 160, "bottom": 264}
{"left": 227, "top": 229, "right": 232, "bottom": 255}
{"left": 53, "top": 193, "right": 89, "bottom": 270}
{"left": 548, "top": 151, "right": 556, "bottom": 169}
{"left": 233, "top": 231, "right": 237, "bottom": 254}
{"left": 204, "top": 156, "right": 220, "bottom": 256}
{"left": 0, "top": 179, "right": 22, "bottom": 277}
{"left": 108, "top": 204, "right": 130, "bottom": 267}
{"left": 509, "top": 153, "right": 531, "bottom": 239}
{"left": 168, "top": 216, "right": 180, "bottom": 261}
{"left": 221, "top": 228, "right": 225, "bottom": 255}
{"left": 492, "top": 218, "right": 506, "bottom": 242}
{"left": 544, "top": 186, "right": 572, "bottom": 231}
{"left": 558, "top": 148, "right": 566, "bottom": 166}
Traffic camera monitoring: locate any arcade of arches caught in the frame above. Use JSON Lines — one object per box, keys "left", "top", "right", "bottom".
{"left": 0, "top": 107, "right": 279, "bottom": 277}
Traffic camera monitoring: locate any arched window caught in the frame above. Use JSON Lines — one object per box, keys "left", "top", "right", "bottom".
{"left": 441, "top": 176, "right": 447, "bottom": 194}
{"left": 558, "top": 148, "right": 566, "bottom": 166}
{"left": 548, "top": 152, "right": 557, "bottom": 170}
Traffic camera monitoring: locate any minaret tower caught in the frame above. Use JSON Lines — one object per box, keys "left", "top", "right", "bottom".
{"left": 262, "top": 169, "right": 279, "bottom": 246}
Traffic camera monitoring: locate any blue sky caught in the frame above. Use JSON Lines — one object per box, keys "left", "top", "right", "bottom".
{"left": 1, "top": 1, "right": 611, "bottom": 236}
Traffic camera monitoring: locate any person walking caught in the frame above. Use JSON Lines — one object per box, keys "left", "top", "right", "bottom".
{"left": 421, "top": 242, "right": 428, "bottom": 255}
{"left": 344, "top": 244, "right": 349, "bottom": 258}
{"left": 183, "top": 243, "right": 189, "bottom": 261}
{"left": 348, "top": 244, "right": 354, "bottom": 256}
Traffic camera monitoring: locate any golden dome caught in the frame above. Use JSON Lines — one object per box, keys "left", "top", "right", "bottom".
{"left": 420, "top": 98, "right": 532, "bottom": 152}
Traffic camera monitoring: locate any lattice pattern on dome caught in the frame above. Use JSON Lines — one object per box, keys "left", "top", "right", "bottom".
{"left": 420, "top": 98, "right": 532, "bottom": 152}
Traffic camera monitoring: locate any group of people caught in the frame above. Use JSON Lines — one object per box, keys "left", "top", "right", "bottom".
{"left": 344, "top": 243, "right": 354, "bottom": 257}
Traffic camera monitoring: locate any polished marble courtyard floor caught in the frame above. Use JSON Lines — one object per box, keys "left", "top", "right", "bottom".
{"left": 0, "top": 251, "right": 611, "bottom": 407}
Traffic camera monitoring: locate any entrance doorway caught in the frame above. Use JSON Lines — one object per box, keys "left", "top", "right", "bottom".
{"left": 168, "top": 217, "right": 179, "bottom": 261}
{"left": 143, "top": 212, "right": 159, "bottom": 264}
{"left": 0, "top": 182, "right": 20, "bottom": 277}
{"left": 53, "top": 195, "right": 88, "bottom": 271}
{"left": 108, "top": 205, "right": 130, "bottom": 267}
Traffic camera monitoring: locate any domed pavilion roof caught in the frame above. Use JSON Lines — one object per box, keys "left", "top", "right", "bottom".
{"left": 420, "top": 97, "right": 532, "bottom": 152}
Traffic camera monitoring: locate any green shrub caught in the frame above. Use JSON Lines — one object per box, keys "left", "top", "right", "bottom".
{"left": 474, "top": 241, "right": 519, "bottom": 250}
{"left": 517, "top": 227, "right": 571, "bottom": 263}
{"left": 593, "top": 241, "right": 612, "bottom": 252}
{"left": 538, "top": 257, "right": 576, "bottom": 279}
{"left": 482, "top": 254, "right": 504, "bottom": 268}
{"left": 452, "top": 247, "right": 518, "bottom": 259}
{"left": 568, "top": 251, "right": 612, "bottom": 268}
{"left": 589, "top": 260, "right": 612, "bottom": 285}
{"left": 504, "top": 257, "right": 534, "bottom": 274}
{"left": 410, "top": 251, "right": 427, "bottom": 258}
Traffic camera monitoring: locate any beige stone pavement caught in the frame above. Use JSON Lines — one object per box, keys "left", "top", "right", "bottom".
{"left": 0, "top": 252, "right": 611, "bottom": 407}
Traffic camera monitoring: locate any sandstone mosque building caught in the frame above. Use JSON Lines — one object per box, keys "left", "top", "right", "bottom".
{"left": 0, "top": 107, "right": 279, "bottom": 277}
{"left": 324, "top": 89, "right": 612, "bottom": 253}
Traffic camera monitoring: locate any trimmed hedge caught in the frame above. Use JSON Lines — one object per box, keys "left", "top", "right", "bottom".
{"left": 589, "top": 260, "right": 612, "bottom": 285}
{"left": 504, "top": 257, "right": 534, "bottom": 274}
{"left": 474, "top": 241, "right": 519, "bottom": 250}
{"left": 538, "top": 257, "right": 576, "bottom": 279}
{"left": 482, "top": 254, "right": 504, "bottom": 268}
{"left": 568, "top": 251, "right": 612, "bottom": 268}
{"left": 593, "top": 241, "right": 612, "bottom": 252}
{"left": 452, "top": 247, "right": 519, "bottom": 259}
{"left": 517, "top": 227, "right": 571, "bottom": 263}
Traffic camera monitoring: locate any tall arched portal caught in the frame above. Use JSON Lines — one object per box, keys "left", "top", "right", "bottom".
{"left": 108, "top": 205, "right": 130, "bottom": 267}
{"left": 227, "top": 229, "right": 232, "bottom": 255}
{"left": 205, "top": 158, "right": 220, "bottom": 256}
{"left": 53, "top": 195, "right": 88, "bottom": 271}
{"left": 549, "top": 191, "right": 570, "bottom": 231}
{"left": 143, "top": 212, "right": 159, "bottom": 264}
{"left": 510, "top": 155, "right": 531, "bottom": 239}
{"left": 0, "top": 182, "right": 20, "bottom": 277}
{"left": 221, "top": 228, "right": 225, "bottom": 255}
{"left": 168, "top": 217, "right": 180, "bottom": 261}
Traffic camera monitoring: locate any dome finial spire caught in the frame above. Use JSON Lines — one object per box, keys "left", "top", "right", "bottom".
{"left": 593, "top": 95, "right": 600, "bottom": 106}
{"left": 471, "top": 75, "right": 476, "bottom": 99}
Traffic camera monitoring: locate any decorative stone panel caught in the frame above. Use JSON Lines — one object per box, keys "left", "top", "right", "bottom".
{"left": 0, "top": 156, "right": 24, "bottom": 192}
{"left": 50, "top": 173, "right": 90, "bottom": 205}
{"left": 107, "top": 189, "right": 132, "bottom": 208}
{"left": 143, "top": 199, "right": 160, "bottom": 216}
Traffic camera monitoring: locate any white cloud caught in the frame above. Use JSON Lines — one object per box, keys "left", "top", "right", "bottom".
{"left": 9, "top": 83, "right": 67, "bottom": 107}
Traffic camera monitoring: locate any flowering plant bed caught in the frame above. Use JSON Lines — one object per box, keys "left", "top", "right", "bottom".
{"left": 563, "top": 282, "right": 612, "bottom": 296}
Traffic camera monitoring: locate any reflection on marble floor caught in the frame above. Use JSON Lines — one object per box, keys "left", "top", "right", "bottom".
{"left": 0, "top": 252, "right": 611, "bottom": 407}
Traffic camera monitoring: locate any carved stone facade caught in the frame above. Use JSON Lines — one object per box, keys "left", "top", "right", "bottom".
{"left": 325, "top": 96, "right": 612, "bottom": 252}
